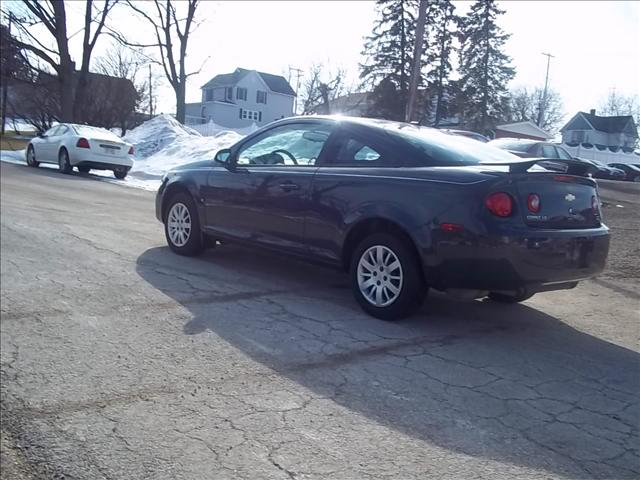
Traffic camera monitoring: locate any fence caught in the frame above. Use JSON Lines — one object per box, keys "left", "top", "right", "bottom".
{"left": 560, "top": 143, "right": 640, "bottom": 165}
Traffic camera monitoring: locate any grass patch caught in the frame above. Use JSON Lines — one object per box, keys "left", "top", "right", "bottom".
{"left": 0, "top": 134, "right": 31, "bottom": 151}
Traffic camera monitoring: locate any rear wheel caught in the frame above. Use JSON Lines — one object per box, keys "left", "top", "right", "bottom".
{"left": 487, "top": 291, "right": 534, "bottom": 303}
{"left": 350, "top": 233, "right": 426, "bottom": 321}
{"left": 113, "top": 169, "right": 128, "bottom": 179}
{"left": 78, "top": 166, "right": 90, "bottom": 173}
{"left": 26, "top": 146, "right": 39, "bottom": 167}
{"left": 58, "top": 148, "right": 72, "bottom": 174}
{"left": 164, "top": 192, "right": 204, "bottom": 256}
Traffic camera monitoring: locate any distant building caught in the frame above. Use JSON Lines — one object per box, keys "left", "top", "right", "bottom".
{"left": 494, "top": 121, "right": 553, "bottom": 141}
{"left": 185, "top": 68, "right": 296, "bottom": 128}
{"left": 314, "top": 92, "right": 372, "bottom": 117}
{"left": 560, "top": 109, "right": 638, "bottom": 149}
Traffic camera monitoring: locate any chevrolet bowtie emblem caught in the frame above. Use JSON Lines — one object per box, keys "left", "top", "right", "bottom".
{"left": 565, "top": 193, "right": 576, "bottom": 202}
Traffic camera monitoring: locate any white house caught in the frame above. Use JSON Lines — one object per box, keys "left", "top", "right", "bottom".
{"left": 185, "top": 68, "right": 296, "bottom": 128}
{"left": 560, "top": 109, "right": 638, "bottom": 151}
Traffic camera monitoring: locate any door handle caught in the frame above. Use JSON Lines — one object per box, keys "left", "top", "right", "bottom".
{"left": 279, "top": 182, "right": 300, "bottom": 192}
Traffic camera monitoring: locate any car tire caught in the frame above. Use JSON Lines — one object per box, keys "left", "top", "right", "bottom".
{"left": 113, "top": 169, "right": 127, "bottom": 180}
{"left": 26, "top": 146, "right": 39, "bottom": 167}
{"left": 58, "top": 148, "right": 72, "bottom": 174}
{"left": 164, "top": 192, "right": 204, "bottom": 256}
{"left": 78, "top": 166, "right": 90, "bottom": 173}
{"left": 487, "top": 291, "right": 534, "bottom": 303}
{"left": 350, "top": 233, "right": 426, "bottom": 321}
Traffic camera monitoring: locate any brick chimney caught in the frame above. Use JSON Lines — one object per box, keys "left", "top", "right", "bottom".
{"left": 590, "top": 109, "right": 596, "bottom": 115}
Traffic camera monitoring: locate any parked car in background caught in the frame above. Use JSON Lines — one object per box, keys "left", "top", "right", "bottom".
{"left": 608, "top": 163, "right": 640, "bottom": 182}
{"left": 583, "top": 159, "right": 625, "bottom": 181}
{"left": 441, "top": 129, "right": 489, "bottom": 143}
{"left": 487, "top": 138, "right": 595, "bottom": 176}
{"left": 156, "top": 116, "right": 609, "bottom": 320}
{"left": 26, "top": 124, "right": 134, "bottom": 179}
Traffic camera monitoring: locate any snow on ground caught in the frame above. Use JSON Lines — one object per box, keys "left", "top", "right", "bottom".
{"left": 1, "top": 114, "right": 247, "bottom": 191}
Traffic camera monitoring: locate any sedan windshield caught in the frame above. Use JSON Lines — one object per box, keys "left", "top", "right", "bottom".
{"left": 385, "top": 124, "right": 522, "bottom": 165}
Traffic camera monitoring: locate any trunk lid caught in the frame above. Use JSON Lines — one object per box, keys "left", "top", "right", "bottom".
{"left": 514, "top": 174, "right": 601, "bottom": 229}
{"left": 91, "top": 138, "right": 128, "bottom": 158}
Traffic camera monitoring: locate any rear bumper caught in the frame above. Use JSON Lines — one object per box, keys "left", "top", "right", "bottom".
{"left": 420, "top": 225, "right": 610, "bottom": 293}
{"left": 75, "top": 160, "right": 132, "bottom": 171}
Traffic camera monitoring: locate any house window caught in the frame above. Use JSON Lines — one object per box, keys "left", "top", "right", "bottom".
{"left": 256, "top": 90, "right": 267, "bottom": 104}
{"left": 205, "top": 89, "right": 213, "bottom": 102}
{"left": 241, "top": 109, "right": 262, "bottom": 121}
{"left": 237, "top": 87, "right": 247, "bottom": 101}
{"left": 225, "top": 87, "right": 233, "bottom": 101}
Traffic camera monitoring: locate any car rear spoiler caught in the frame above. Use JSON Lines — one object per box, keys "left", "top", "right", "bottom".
{"left": 480, "top": 157, "right": 596, "bottom": 176}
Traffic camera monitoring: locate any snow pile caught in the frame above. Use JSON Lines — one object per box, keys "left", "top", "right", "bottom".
{"left": 123, "top": 114, "right": 245, "bottom": 187}
{"left": 124, "top": 114, "right": 203, "bottom": 158}
{"left": 130, "top": 130, "right": 243, "bottom": 178}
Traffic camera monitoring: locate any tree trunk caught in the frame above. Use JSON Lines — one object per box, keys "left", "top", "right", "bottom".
{"left": 405, "top": 0, "right": 428, "bottom": 122}
{"left": 52, "top": 1, "right": 74, "bottom": 122}
{"left": 175, "top": 79, "right": 186, "bottom": 124}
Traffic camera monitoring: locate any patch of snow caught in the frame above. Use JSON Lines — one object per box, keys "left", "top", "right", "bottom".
{"left": 124, "top": 114, "right": 202, "bottom": 158}
{"left": 0, "top": 149, "right": 26, "bottom": 164}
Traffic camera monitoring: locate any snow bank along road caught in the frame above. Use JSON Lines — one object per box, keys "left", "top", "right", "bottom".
{"left": 1, "top": 161, "right": 638, "bottom": 480}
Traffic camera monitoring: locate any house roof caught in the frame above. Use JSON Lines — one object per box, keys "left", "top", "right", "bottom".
{"left": 495, "top": 121, "right": 553, "bottom": 140}
{"left": 201, "top": 68, "right": 296, "bottom": 96}
{"left": 561, "top": 111, "right": 638, "bottom": 137}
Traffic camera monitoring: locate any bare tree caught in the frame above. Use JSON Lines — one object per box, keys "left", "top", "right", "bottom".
{"left": 599, "top": 91, "right": 640, "bottom": 127}
{"left": 3, "top": 0, "right": 117, "bottom": 122}
{"left": 300, "top": 64, "right": 347, "bottom": 115}
{"left": 113, "top": 0, "right": 202, "bottom": 124}
{"left": 508, "top": 87, "right": 564, "bottom": 133}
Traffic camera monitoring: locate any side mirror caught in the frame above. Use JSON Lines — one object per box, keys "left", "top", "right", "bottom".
{"left": 38, "top": 132, "right": 46, "bottom": 138}
{"left": 214, "top": 148, "right": 231, "bottom": 165}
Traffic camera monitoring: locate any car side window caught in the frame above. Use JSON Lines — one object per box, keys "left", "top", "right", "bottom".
{"left": 236, "top": 123, "right": 331, "bottom": 167}
{"left": 556, "top": 147, "right": 573, "bottom": 160}
{"left": 57, "top": 125, "right": 68, "bottom": 136}
{"left": 329, "top": 134, "right": 389, "bottom": 167}
{"left": 45, "top": 126, "right": 60, "bottom": 137}
{"left": 541, "top": 145, "right": 557, "bottom": 158}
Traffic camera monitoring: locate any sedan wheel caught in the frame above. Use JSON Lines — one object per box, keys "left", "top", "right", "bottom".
{"left": 58, "top": 149, "right": 72, "bottom": 174}
{"left": 164, "top": 192, "right": 204, "bottom": 256}
{"left": 350, "top": 233, "right": 426, "bottom": 321}
{"left": 26, "top": 146, "right": 39, "bottom": 167}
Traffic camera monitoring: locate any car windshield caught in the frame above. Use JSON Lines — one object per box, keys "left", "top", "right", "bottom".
{"left": 73, "top": 125, "right": 121, "bottom": 142}
{"left": 385, "top": 124, "right": 521, "bottom": 165}
{"left": 487, "top": 139, "right": 535, "bottom": 152}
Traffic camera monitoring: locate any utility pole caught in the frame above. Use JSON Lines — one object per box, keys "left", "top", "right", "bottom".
{"left": 406, "top": 0, "right": 429, "bottom": 122}
{"left": 537, "top": 52, "right": 554, "bottom": 127}
{"left": 288, "top": 67, "right": 303, "bottom": 115}
{"left": 1, "top": 12, "right": 13, "bottom": 135}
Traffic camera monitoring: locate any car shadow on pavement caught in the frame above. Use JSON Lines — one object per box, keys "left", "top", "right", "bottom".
{"left": 136, "top": 246, "right": 639, "bottom": 479}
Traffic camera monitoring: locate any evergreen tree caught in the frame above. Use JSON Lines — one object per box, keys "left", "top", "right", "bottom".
{"left": 425, "top": 0, "right": 458, "bottom": 126}
{"left": 360, "top": 0, "right": 418, "bottom": 120}
{"left": 458, "top": 0, "right": 515, "bottom": 134}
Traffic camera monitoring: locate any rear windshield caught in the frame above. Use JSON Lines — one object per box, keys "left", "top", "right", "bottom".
{"left": 72, "top": 125, "right": 121, "bottom": 142}
{"left": 386, "top": 125, "right": 521, "bottom": 165}
{"left": 487, "top": 139, "right": 535, "bottom": 152}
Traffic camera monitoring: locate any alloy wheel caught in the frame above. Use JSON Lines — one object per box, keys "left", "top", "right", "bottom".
{"left": 357, "top": 245, "right": 404, "bottom": 307}
{"left": 167, "top": 202, "right": 192, "bottom": 247}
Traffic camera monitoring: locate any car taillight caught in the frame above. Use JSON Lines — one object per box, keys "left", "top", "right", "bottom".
{"left": 591, "top": 195, "right": 599, "bottom": 214}
{"left": 76, "top": 138, "right": 90, "bottom": 149}
{"left": 128, "top": 146, "right": 134, "bottom": 155}
{"left": 485, "top": 192, "right": 513, "bottom": 217}
{"left": 527, "top": 193, "right": 541, "bottom": 213}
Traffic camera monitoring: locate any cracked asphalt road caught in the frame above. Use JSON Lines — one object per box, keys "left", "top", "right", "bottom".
{"left": 1, "top": 161, "right": 639, "bottom": 479}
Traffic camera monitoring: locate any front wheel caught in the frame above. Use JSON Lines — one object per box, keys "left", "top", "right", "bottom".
{"left": 26, "top": 146, "right": 39, "bottom": 167}
{"left": 487, "top": 291, "right": 534, "bottom": 303}
{"left": 113, "top": 169, "right": 128, "bottom": 179}
{"left": 78, "top": 166, "right": 90, "bottom": 173}
{"left": 164, "top": 192, "right": 204, "bottom": 256}
{"left": 350, "top": 233, "right": 426, "bottom": 321}
{"left": 58, "top": 149, "right": 72, "bottom": 174}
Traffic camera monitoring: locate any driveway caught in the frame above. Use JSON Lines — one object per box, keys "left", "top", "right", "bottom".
{"left": 1, "top": 162, "right": 638, "bottom": 479}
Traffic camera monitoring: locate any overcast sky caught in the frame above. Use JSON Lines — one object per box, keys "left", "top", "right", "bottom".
{"left": 7, "top": 0, "right": 640, "bottom": 124}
